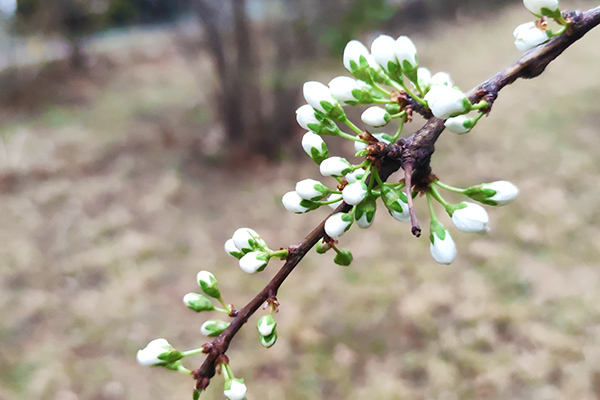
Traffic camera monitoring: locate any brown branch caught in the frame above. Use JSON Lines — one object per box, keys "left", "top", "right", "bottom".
{"left": 192, "top": 5, "right": 600, "bottom": 390}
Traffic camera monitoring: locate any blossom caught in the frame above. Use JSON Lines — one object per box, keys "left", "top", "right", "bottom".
{"left": 239, "top": 251, "right": 269, "bottom": 274}
{"left": 444, "top": 115, "right": 475, "bottom": 134}
{"left": 326, "top": 193, "right": 343, "bottom": 210}
{"left": 424, "top": 85, "right": 470, "bottom": 119}
{"left": 430, "top": 72, "right": 453, "bottom": 87}
{"left": 417, "top": 67, "right": 432, "bottom": 88}
{"left": 429, "top": 225, "right": 457, "bottom": 265}
{"left": 361, "top": 106, "right": 390, "bottom": 127}
{"left": 395, "top": 35, "right": 418, "bottom": 71}
{"left": 232, "top": 227, "right": 265, "bottom": 253}
{"left": 197, "top": 270, "right": 221, "bottom": 299}
{"left": 282, "top": 191, "right": 318, "bottom": 214}
{"left": 257, "top": 314, "right": 277, "bottom": 337}
{"left": 224, "top": 238, "right": 244, "bottom": 259}
{"left": 355, "top": 195, "right": 376, "bottom": 229}
{"left": 370, "top": 34, "right": 398, "bottom": 72}
{"left": 296, "top": 104, "right": 320, "bottom": 131}
{"left": 183, "top": 292, "right": 215, "bottom": 312}
{"left": 136, "top": 338, "right": 179, "bottom": 366}
{"left": 328, "top": 76, "right": 361, "bottom": 105}
{"left": 523, "top": 0, "right": 560, "bottom": 17}
{"left": 466, "top": 181, "right": 519, "bottom": 206}
{"left": 381, "top": 185, "right": 410, "bottom": 222}
{"left": 260, "top": 331, "right": 277, "bottom": 348}
{"left": 295, "top": 179, "right": 329, "bottom": 201}
{"left": 451, "top": 202, "right": 490, "bottom": 233}
{"left": 303, "top": 81, "right": 338, "bottom": 113}
{"left": 324, "top": 212, "right": 353, "bottom": 238}
{"left": 513, "top": 22, "right": 550, "bottom": 52}
{"left": 224, "top": 379, "right": 247, "bottom": 400}
{"left": 343, "top": 40, "right": 375, "bottom": 73}
{"left": 345, "top": 169, "right": 366, "bottom": 183}
{"left": 319, "top": 156, "right": 352, "bottom": 177}
{"left": 301, "top": 131, "right": 329, "bottom": 164}
{"left": 201, "top": 320, "right": 230, "bottom": 337}
{"left": 342, "top": 181, "right": 368, "bottom": 206}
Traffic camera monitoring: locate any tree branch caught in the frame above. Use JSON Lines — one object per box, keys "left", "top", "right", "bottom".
{"left": 192, "top": 5, "right": 600, "bottom": 390}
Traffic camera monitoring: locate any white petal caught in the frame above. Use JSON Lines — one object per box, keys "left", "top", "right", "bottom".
{"left": 371, "top": 34, "right": 398, "bottom": 72}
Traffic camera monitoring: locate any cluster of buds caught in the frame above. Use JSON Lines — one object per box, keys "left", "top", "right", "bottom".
{"left": 513, "top": 0, "right": 570, "bottom": 51}
{"left": 287, "top": 28, "right": 522, "bottom": 265}
{"left": 224, "top": 228, "right": 289, "bottom": 274}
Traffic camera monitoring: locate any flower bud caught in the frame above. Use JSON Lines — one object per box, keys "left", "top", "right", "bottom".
{"left": 444, "top": 115, "right": 477, "bottom": 134}
{"left": 417, "top": 67, "right": 432, "bottom": 89}
{"left": 295, "top": 178, "right": 330, "bottom": 201}
{"left": 296, "top": 104, "right": 321, "bottom": 131}
{"left": 395, "top": 35, "right": 418, "bottom": 72}
{"left": 183, "top": 292, "right": 216, "bottom": 312}
{"left": 328, "top": 76, "right": 371, "bottom": 106}
{"left": 302, "top": 132, "right": 329, "bottom": 164}
{"left": 342, "top": 181, "right": 368, "bottom": 206}
{"left": 197, "top": 270, "right": 221, "bottom": 299}
{"left": 343, "top": 40, "right": 376, "bottom": 75}
{"left": 345, "top": 169, "right": 366, "bottom": 184}
{"left": 316, "top": 238, "right": 332, "bottom": 254}
{"left": 333, "top": 248, "right": 353, "bottom": 266}
{"left": 257, "top": 314, "right": 277, "bottom": 337}
{"left": 424, "top": 85, "right": 470, "bottom": 119}
{"left": 523, "top": 0, "right": 560, "bottom": 18}
{"left": 303, "top": 81, "right": 339, "bottom": 114}
{"left": 260, "top": 331, "right": 277, "bottom": 349}
{"left": 239, "top": 251, "right": 270, "bottom": 274}
{"left": 513, "top": 22, "right": 550, "bottom": 52}
{"left": 464, "top": 181, "right": 519, "bottom": 206}
{"left": 430, "top": 72, "right": 453, "bottom": 87}
{"left": 319, "top": 156, "right": 352, "bottom": 177}
{"left": 282, "top": 191, "right": 319, "bottom": 214}
{"left": 371, "top": 34, "right": 399, "bottom": 73}
{"left": 429, "top": 221, "right": 457, "bottom": 265}
{"left": 326, "top": 193, "right": 343, "bottom": 210}
{"left": 450, "top": 202, "right": 490, "bottom": 233}
{"left": 136, "top": 338, "right": 182, "bottom": 366}
{"left": 201, "top": 320, "right": 230, "bottom": 337}
{"left": 324, "top": 212, "right": 353, "bottom": 238}
{"left": 355, "top": 194, "right": 376, "bottom": 229}
{"left": 361, "top": 106, "right": 390, "bottom": 127}
{"left": 232, "top": 227, "right": 266, "bottom": 253}
{"left": 224, "top": 238, "right": 244, "bottom": 259}
{"left": 381, "top": 185, "right": 410, "bottom": 222}
{"left": 224, "top": 378, "right": 247, "bottom": 400}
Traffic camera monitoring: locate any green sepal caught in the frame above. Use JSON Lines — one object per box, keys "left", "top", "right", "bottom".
{"left": 186, "top": 293, "right": 216, "bottom": 312}
{"left": 203, "top": 320, "right": 230, "bottom": 337}
{"left": 381, "top": 185, "right": 408, "bottom": 212}
{"left": 334, "top": 248, "right": 353, "bottom": 266}
{"left": 260, "top": 331, "right": 278, "bottom": 348}
{"left": 463, "top": 185, "right": 499, "bottom": 206}
{"left": 355, "top": 149, "right": 368, "bottom": 157}
{"left": 299, "top": 198, "right": 321, "bottom": 212}
{"left": 316, "top": 239, "right": 331, "bottom": 254}
{"left": 385, "top": 103, "right": 401, "bottom": 114}
{"left": 164, "top": 360, "right": 184, "bottom": 371}
{"left": 193, "top": 389, "right": 201, "bottom": 400}
{"left": 429, "top": 219, "right": 447, "bottom": 244}
{"left": 445, "top": 201, "right": 467, "bottom": 217}
{"left": 402, "top": 61, "right": 418, "bottom": 84}
{"left": 354, "top": 195, "right": 377, "bottom": 223}
{"left": 198, "top": 274, "right": 221, "bottom": 299}
{"left": 158, "top": 350, "right": 184, "bottom": 364}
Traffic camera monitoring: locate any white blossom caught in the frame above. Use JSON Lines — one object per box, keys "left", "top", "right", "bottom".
{"left": 444, "top": 115, "right": 472, "bottom": 134}
{"left": 483, "top": 181, "right": 519, "bottom": 205}
{"left": 356, "top": 212, "right": 374, "bottom": 229}
{"left": 361, "top": 106, "right": 390, "bottom": 127}
{"left": 282, "top": 191, "right": 311, "bottom": 213}
{"left": 301, "top": 131, "right": 329, "bottom": 164}
{"left": 239, "top": 251, "right": 269, "bottom": 274}
{"left": 395, "top": 36, "right": 418, "bottom": 70}
{"left": 345, "top": 169, "right": 366, "bottom": 183}
{"left": 342, "top": 181, "right": 368, "bottom": 206}
{"left": 296, "top": 104, "right": 320, "bottom": 131}
{"left": 417, "top": 67, "right": 432, "bottom": 88}
{"left": 370, "top": 34, "right": 398, "bottom": 72}
{"left": 327, "top": 193, "right": 344, "bottom": 210}
{"left": 224, "top": 380, "right": 247, "bottom": 400}
{"left": 201, "top": 320, "right": 230, "bottom": 337}
{"left": 232, "top": 227, "right": 263, "bottom": 253}
{"left": 452, "top": 202, "right": 490, "bottom": 233}
{"left": 319, "top": 156, "right": 352, "bottom": 177}
{"left": 354, "top": 140, "right": 368, "bottom": 153}
{"left": 424, "top": 85, "right": 470, "bottom": 119}
{"left": 523, "top": 0, "right": 560, "bottom": 17}
{"left": 296, "top": 179, "right": 328, "bottom": 201}
{"left": 224, "top": 238, "right": 243, "bottom": 258}
{"left": 343, "top": 40, "right": 375, "bottom": 72}
{"left": 257, "top": 315, "right": 277, "bottom": 337}
{"left": 513, "top": 22, "right": 549, "bottom": 52}
{"left": 328, "top": 76, "right": 361, "bottom": 105}
{"left": 324, "top": 212, "right": 353, "bottom": 238}
{"left": 430, "top": 229, "right": 457, "bottom": 265}
{"left": 303, "top": 81, "right": 338, "bottom": 113}
{"left": 430, "top": 72, "right": 453, "bottom": 87}
{"left": 197, "top": 270, "right": 220, "bottom": 299}
{"left": 136, "top": 338, "right": 174, "bottom": 366}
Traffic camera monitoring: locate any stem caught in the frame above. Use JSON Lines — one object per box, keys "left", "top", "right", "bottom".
{"left": 425, "top": 191, "right": 439, "bottom": 224}
{"left": 181, "top": 348, "right": 208, "bottom": 358}
{"left": 341, "top": 117, "right": 363, "bottom": 135}
{"left": 177, "top": 365, "right": 193, "bottom": 375}
{"left": 269, "top": 249, "right": 289, "bottom": 259}
{"left": 217, "top": 296, "right": 231, "bottom": 312}
{"left": 434, "top": 180, "right": 466, "bottom": 194}
{"left": 428, "top": 185, "right": 453, "bottom": 215}
{"left": 221, "top": 363, "right": 234, "bottom": 381}
{"left": 470, "top": 100, "right": 488, "bottom": 110}
{"left": 389, "top": 80, "right": 427, "bottom": 107}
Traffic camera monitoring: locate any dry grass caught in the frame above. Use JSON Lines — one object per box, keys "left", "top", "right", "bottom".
{"left": 1, "top": 2, "right": 600, "bottom": 399}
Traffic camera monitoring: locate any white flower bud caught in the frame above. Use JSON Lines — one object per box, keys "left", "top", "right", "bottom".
{"left": 319, "top": 156, "right": 352, "bottom": 177}
{"left": 303, "top": 81, "right": 338, "bottom": 113}
{"left": 197, "top": 270, "right": 221, "bottom": 299}
{"left": 523, "top": 0, "right": 559, "bottom": 17}
{"left": 296, "top": 104, "right": 320, "bottom": 131}
{"left": 201, "top": 320, "right": 230, "bottom": 337}
{"left": 513, "top": 22, "right": 550, "bottom": 52}
{"left": 370, "top": 34, "right": 398, "bottom": 72}
{"left": 328, "top": 76, "right": 361, "bottom": 105}
{"left": 354, "top": 140, "right": 368, "bottom": 153}
{"left": 417, "top": 67, "right": 432, "bottom": 88}
{"left": 136, "top": 338, "right": 176, "bottom": 366}
{"left": 361, "top": 106, "right": 390, "bottom": 127}
{"left": 257, "top": 314, "right": 277, "bottom": 337}
{"left": 424, "top": 85, "right": 470, "bottom": 119}
{"left": 224, "top": 238, "right": 244, "bottom": 259}
{"left": 451, "top": 202, "right": 490, "bottom": 233}
{"left": 342, "top": 181, "right": 368, "bottom": 206}
{"left": 224, "top": 379, "right": 247, "bottom": 400}
{"left": 355, "top": 195, "right": 376, "bottom": 229}
{"left": 343, "top": 40, "right": 375, "bottom": 73}
{"left": 395, "top": 36, "right": 418, "bottom": 71}
{"left": 381, "top": 186, "right": 410, "bottom": 222}
{"left": 282, "top": 190, "right": 315, "bottom": 213}
{"left": 430, "top": 227, "right": 457, "bottom": 265}
{"left": 295, "top": 179, "right": 329, "bottom": 201}
{"left": 239, "top": 251, "right": 269, "bottom": 274}
{"left": 302, "top": 131, "right": 329, "bottom": 164}
{"left": 325, "top": 212, "right": 353, "bottom": 238}
{"left": 444, "top": 115, "right": 474, "bottom": 134}
{"left": 232, "top": 227, "right": 265, "bottom": 253}
{"left": 430, "top": 72, "right": 453, "bottom": 87}
{"left": 482, "top": 181, "right": 519, "bottom": 206}
{"left": 260, "top": 331, "right": 278, "bottom": 348}
{"left": 183, "top": 292, "right": 215, "bottom": 312}
{"left": 345, "top": 169, "right": 366, "bottom": 183}
{"left": 327, "top": 193, "right": 343, "bottom": 210}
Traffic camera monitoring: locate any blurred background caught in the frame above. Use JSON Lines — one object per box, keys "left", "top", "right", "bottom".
{"left": 1, "top": 0, "right": 599, "bottom": 399}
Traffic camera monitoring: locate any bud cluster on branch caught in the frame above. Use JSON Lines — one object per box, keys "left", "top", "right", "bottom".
{"left": 136, "top": 2, "right": 600, "bottom": 398}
